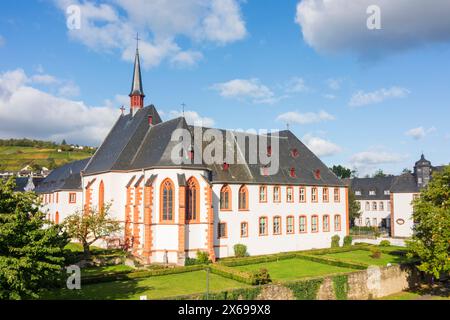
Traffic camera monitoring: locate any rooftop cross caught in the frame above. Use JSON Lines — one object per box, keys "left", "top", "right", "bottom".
{"left": 135, "top": 32, "right": 141, "bottom": 51}
{"left": 181, "top": 103, "right": 186, "bottom": 118}
{"left": 120, "top": 106, "right": 126, "bottom": 115}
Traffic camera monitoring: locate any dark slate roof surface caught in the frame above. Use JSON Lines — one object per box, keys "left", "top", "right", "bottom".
{"left": 82, "top": 105, "right": 345, "bottom": 186}
{"left": 35, "top": 158, "right": 91, "bottom": 193}
{"left": 350, "top": 176, "right": 395, "bottom": 200}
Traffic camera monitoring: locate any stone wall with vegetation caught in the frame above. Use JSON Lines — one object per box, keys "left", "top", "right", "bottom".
{"left": 170, "top": 264, "right": 420, "bottom": 300}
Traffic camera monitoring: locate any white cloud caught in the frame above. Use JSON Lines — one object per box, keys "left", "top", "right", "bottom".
{"left": 302, "top": 133, "right": 342, "bottom": 157}
{"left": 170, "top": 50, "right": 204, "bottom": 68}
{"left": 31, "top": 74, "right": 58, "bottom": 85}
{"left": 405, "top": 126, "right": 436, "bottom": 140}
{"left": 0, "top": 69, "right": 118, "bottom": 146}
{"left": 211, "top": 78, "right": 276, "bottom": 104}
{"left": 324, "top": 94, "right": 336, "bottom": 100}
{"left": 349, "top": 86, "right": 410, "bottom": 107}
{"left": 350, "top": 150, "right": 405, "bottom": 168}
{"left": 277, "top": 110, "right": 335, "bottom": 125}
{"left": 54, "top": 0, "right": 247, "bottom": 69}
{"left": 327, "top": 78, "right": 342, "bottom": 91}
{"left": 296, "top": 0, "right": 450, "bottom": 58}
{"left": 57, "top": 82, "right": 80, "bottom": 98}
{"left": 284, "top": 77, "right": 309, "bottom": 93}
{"left": 169, "top": 110, "right": 215, "bottom": 127}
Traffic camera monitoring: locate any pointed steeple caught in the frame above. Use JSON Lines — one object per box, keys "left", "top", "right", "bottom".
{"left": 129, "top": 33, "right": 145, "bottom": 113}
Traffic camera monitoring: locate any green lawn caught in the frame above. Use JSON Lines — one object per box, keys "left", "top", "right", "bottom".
{"left": 322, "top": 250, "right": 409, "bottom": 266}
{"left": 41, "top": 270, "right": 248, "bottom": 300}
{"left": 234, "top": 258, "right": 356, "bottom": 281}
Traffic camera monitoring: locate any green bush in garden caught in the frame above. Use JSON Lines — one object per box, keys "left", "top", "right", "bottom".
{"left": 234, "top": 244, "right": 249, "bottom": 258}
{"left": 331, "top": 235, "right": 341, "bottom": 248}
{"left": 343, "top": 236, "right": 353, "bottom": 247}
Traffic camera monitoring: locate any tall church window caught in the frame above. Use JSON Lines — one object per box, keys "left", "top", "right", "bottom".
{"left": 161, "top": 179, "right": 174, "bottom": 222}
{"left": 99, "top": 180, "right": 105, "bottom": 213}
{"left": 186, "top": 177, "right": 199, "bottom": 221}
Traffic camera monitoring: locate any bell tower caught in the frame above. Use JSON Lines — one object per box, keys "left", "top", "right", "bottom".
{"left": 129, "top": 33, "right": 145, "bottom": 115}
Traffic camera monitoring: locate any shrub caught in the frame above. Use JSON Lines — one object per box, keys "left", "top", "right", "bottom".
{"left": 379, "top": 240, "right": 391, "bottom": 247}
{"left": 184, "top": 257, "right": 199, "bottom": 266}
{"left": 343, "top": 236, "right": 353, "bottom": 247}
{"left": 250, "top": 268, "right": 272, "bottom": 285}
{"left": 233, "top": 244, "right": 248, "bottom": 258}
{"left": 331, "top": 235, "right": 341, "bottom": 248}
{"left": 196, "top": 251, "right": 210, "bottom": 264}
{"left": 370, "top": 247, "right": 382, "bottom": 259}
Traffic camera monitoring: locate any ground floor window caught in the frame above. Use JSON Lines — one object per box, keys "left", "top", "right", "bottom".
{"left": 299, "top": 216, "right": 307, "bottom": 233}
{"left": 323, "top": 215, "right": 330, "bottom": 232}
{"left": 259, "top": 217, "right": 268, "bottom": 236}
{"left": 218, "top": 222, "right": 227, "bottom": 238}
{"left": 335, "top": 215, "right": 342, "bottom": 231}
{"left": 240, "top": 222, "right": 248, "bottom": 237}
{"left": 286, "top": 216, "right": 294, "bottom": 234}
{"left": 273, "top": 216, "right": 281, "bottom": 235}
{"left": 311, "top": 215, "right": 318, "bottom": 233}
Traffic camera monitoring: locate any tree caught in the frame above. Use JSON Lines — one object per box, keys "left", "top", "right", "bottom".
{"left": 407, "top": 166, "right": 450, "bottom": 279}
{"left": 373, "top": 169, "right": 387, "bottom": 178}
{"left": 61, "top": 139, "right": 67, "bottom": 145}
{"left": 0, "top": 178, "right": 69, "bottom": 299}
{"left": 331, "top": 165, "right": 353, "bottom": 179}
{"left": 63, "top": 204, "right": 121, "bottom": 259}
{"left": 402, "top": 168, "right": 412, "bottom": 174}
{"left": 348, "top": 190, "right": 362, "bottom": 227}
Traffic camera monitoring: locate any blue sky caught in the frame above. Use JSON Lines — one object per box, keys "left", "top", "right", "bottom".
{"left": 1, "top": 0, "right": 450, "bottom": 176}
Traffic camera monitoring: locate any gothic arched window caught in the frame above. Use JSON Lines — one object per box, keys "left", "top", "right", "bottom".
{"left": 99, "top": 180, "right": 105, "bottom": 213}
{"left": 160, "top": 179, "right": 174, "bottom": 222}
{"left": 186, "top": 177, "right": 199, "bottom": 221}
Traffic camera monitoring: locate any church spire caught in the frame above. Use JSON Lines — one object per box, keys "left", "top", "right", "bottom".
{"left": 129, "top": 33, "right": 145, "bottom": 113}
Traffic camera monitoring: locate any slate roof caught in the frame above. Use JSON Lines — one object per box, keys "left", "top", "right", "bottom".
{"left": 390, "top": 173, "right": 420, "bottom": 193}
{"left": 350, "top": 176, "right": 395, "bottom": 200}
{"left": 35, "top": 158, "right": 91, "bottom": 194}
{"left": 12, "top": 177, "right": 45, "bottom": 192}
{"left": 83, "top": 105, "right": 344, "bottom": 187}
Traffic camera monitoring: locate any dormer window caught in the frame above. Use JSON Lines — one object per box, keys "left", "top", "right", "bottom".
{"left": 289, "top": 168, "right": 296, "bottom": 178}
{"left": 291, "top": 148, "right": 299, "bottom": 158}
{"left": 314, "top": 169, "right": 321, "bottom": 180}
{"left": 222, "top": 162, "right": 230, "bottom": 171}
{"left": 148, "top": 115, "right": 153, "bottom": 125}
{"left": 267, "top": 146, "right": 272, "bottom": 156}
{"left": 355, "top": 191, "right": 362, "bottom": 196}
{"left": 384, "top": 190, "right": 390, "bottom": 195}
{"left": 369, "top": 190, "right": 376, "bottom": 196}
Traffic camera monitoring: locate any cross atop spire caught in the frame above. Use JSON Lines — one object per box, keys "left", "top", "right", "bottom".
{"left": 135, "top": 32, "right": 141, "bottom": 51}
{"left": 129, "top": 33, "right": 145, "bottom": 113}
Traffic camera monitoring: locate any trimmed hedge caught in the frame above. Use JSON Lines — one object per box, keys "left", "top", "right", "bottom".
{"left": 166, "top": 287, "right": 263, "bottom": 301}
{"left": 209, "top": 264, "right": 256, "bottom": 285}
{"left": 82, "top": 265, "right": 205, "bottom": 285}
{"left": 296, "top": 254, "right": 369, "bottom": 270}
